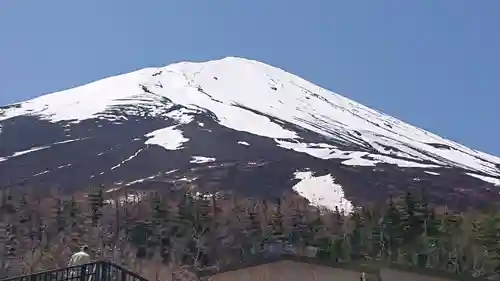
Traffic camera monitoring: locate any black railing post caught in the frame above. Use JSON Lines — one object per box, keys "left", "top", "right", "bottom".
{"left": 79, "top": 265, "right": 87, "bottom": 281}
{"left": 101, "top": 262, "right": 108, "bottom": 281}
{"left": 95, "top": 262, "right": 100, "bottom": 281}
{"left": 120, "top": 269, "right": 126, "bottom": 281}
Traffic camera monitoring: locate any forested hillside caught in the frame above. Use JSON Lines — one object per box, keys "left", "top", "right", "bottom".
{"left": 0, "top": 186, "right": 498, "bottom": 280}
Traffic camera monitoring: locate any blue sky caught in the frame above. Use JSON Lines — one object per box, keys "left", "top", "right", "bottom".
{"left": 1, "top": 1, "right": 499, "bottom": 156}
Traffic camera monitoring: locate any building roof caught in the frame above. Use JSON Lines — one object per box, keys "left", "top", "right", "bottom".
{"left": 195, "top": 254, "right": 378, "bottom": 278}
{"left": 194, "top": 253, "right": 489, "bottom": 281}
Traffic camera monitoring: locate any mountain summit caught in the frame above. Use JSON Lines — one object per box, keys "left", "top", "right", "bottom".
{"left": 1, "top": 57, "right": 499, "bottom": 210}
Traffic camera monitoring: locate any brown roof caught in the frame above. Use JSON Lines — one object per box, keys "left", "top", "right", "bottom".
{"left": 195, "top": 254, "right": 378, "bottom": 278}
{"left": 194, "top": 254, "right": 489, "bottom": 281}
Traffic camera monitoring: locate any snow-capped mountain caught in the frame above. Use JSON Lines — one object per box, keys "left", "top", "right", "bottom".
{"left": 1, "top": 57, "right": 499, "bottom": 210}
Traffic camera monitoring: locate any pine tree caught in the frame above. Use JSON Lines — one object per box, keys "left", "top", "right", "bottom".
{"left": 307, "top": 207, "right": 326, "bottom": 247}
{"left": 190, "top": 194, "right": 212, "bottom": 267}
{"left": 288, "top": 199, "right": 310, "bottom": 248}
{"left": 367, "top": 214, "right": 384, "bottom": 259}
{"left": 401, "top": 191, "right": 424, "bottom": 245}
{"left": 67, "top": 196, "right": 80, "bottom": 231}
{"left": 270, "top": 197, "right": 284, "bottom": 245}
{"left": 88, "top": 185, "right": 105, "bottom": 226}
{"left": 52, "top": 197, "right": 65, "bottom": 233}
{"left": 150, "top": 192, "right": 170, "bottom": 262}
{"left": 168, "top": 193, "right": 197, "bottom": 264}
{"left": 383, "top": 196, "right": 402, "bottom": 262}
{"left": 348, "top": 208, "right": 364, "bottom": 260}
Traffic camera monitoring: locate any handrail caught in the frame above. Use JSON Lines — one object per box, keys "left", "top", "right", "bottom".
{"left": 105, "top": 262, "right": 147, "bottom": 281}
{"left": 0, "top": 261, "right": 149, "bottom": 281}
{"left": 1, "top": 262, "right": 99, "bottom": 280}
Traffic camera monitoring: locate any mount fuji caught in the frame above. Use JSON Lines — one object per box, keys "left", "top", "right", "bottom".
{"left": 1, "top": 57, "right": 499, "bottom": 211}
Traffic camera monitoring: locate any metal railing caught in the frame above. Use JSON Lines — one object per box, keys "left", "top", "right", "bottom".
{"left": 0, "top": 261, "right": 149, "bottom": 281}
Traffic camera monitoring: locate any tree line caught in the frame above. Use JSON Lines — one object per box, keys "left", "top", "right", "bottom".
{"left": 0, "top": 185, "right": 499, "bottom": 280}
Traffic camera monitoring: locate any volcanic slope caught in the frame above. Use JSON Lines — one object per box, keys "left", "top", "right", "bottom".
{"left": 1, "top": 57, "right": 499, "bottom": 210}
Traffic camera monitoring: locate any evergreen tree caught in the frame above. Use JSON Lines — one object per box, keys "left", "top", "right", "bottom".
{"left": 383, "top": 196, "right": 403, "bottom": 262}
{"left": 150, "top": 192, "right": 170, "bottom": 262}
{"left": 307, "top": 207, "right": 325, "bottom": 247}
{"left": 88, "top": 185, "right": 105, "bottom": 226}
{"left": 247, "top": 204, "right": 263, "bottom": 253}
{"left": 270, "top": 197, "right": 284, "bottom": 245}
{"left": 401, "top": 191, "right": 424, "bottom": 245}
{"left": 288, "top": 199, "right": 310, "bottom": 248}
{"left": 348, "top": 208, "right": 364, "bottom": 260}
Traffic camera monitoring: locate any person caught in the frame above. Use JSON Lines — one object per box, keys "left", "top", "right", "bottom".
{"left": 68, "top": 245, "right": 91, "bottom": 267}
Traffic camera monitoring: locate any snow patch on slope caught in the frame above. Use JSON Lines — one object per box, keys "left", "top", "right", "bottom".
{"left": 0, "top": 138, "right": 85, "bottom": 162}
{"left": 293, "top": 171, "right": 353, "bottom": 213}
{"left": 125, "top": 174, "right": 161, "bottom": 186}
{"left": 32, "top": 170, "right": 49, "bottom": 177}
{"left": 190, "top": 156, "right": 216, "bottom": 164}
{"left": 110, "top": 149, "right": 144, "bottom": 171}
{"left": 10, "top": 146, "right": 48, "bottom": 158}
{"left": 341, "top": 154, "right": 379, "bottom": 166}
{"left": 145, "top": 125, "right": 188, "bottom": 150}
{"left": 276, "top": 139, "right": 438, "bottom": 168}
{"left": 466, "top": 173, "right": 500, "bottom": 186}
{"left": 276, "top": 139, "right": 337, "bottom": 159}
{"left": 123, "top": 169, "right": 179, "bottom": 187}
{"left": 367, "top": 154, "right": 439, "bottom": 168}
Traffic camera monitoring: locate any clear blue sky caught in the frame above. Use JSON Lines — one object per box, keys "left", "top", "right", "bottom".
{"left": 1, "top": 1, "right": 499, "bottom": 156}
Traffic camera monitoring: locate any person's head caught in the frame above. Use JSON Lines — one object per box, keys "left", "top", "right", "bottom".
{"left": 81, "top": 245, "right": 89, "bottom": 253}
